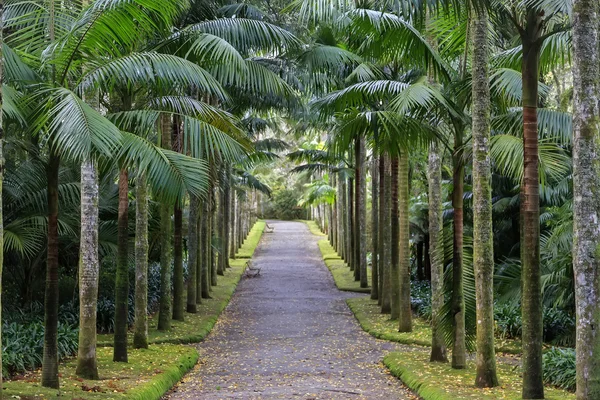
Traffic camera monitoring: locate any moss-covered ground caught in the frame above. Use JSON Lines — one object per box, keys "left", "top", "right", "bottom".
{"left": 6, "top": 220, "right": 265, "bottom": 399}
{"left": 302, "top": 220, "right": 327, "bottom": 236}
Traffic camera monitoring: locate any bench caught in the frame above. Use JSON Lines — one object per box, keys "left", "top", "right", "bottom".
{"left": 244, "top": 260, "right": 261, "bottom": 278}
{"left": 265, "top": 223, "right": 274, "bottom": 233}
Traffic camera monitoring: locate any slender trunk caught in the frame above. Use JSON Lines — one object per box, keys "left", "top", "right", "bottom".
{"left": 42, "top": 152, "right": 60, "bottom": 389}
{"left": 187, "top": 195, "right": 199, "bottom": 313}
{"left": 76, "top": 159, "right": 100, "bottom": 379}
{"left": 472, "top": 7, "right": 498, "bottom": 387}
{"left": 424, "top": 237, "right": 431, "bottom": 281}
{"left": 133, "top": 172, "right": 149, "bottom": 349}
{"left": 347, "top": 177, "right": 354, "bottom": 271}
{"left": 398, "top": 151, "right": 412, "bottom": 331}
{"left": 42, "top": 0, "right": 59, "bottom": 388}
{"left": 223, "top": 170, "right": 231, "bottom": 269}
{"left": 157, "top": 116, "right": 172, "bottom": 331}
{"left": 378, "top": 155, "right": 386, "bottom": 305}
{"left": 356, "top": 137, "right": 368, "bottom": 287}
{"left": 572, "top": 1, "right": 600, "bottom": 397}
{"left": 340, "top": 178, "right": 346, "bottom": 261}
{"left": 172, "top": 117, "right": 184, "bottom": 321}
{"left": 230, "top": 193, "right": 237, "bottom": 259}
{"left": 371, "top": 154, "right": 379, "bottom": 300}
{"left": 416, "top": 242, "right": 424, "bottom": 281}
{"left": 521, "top": 20, "right": 544, "bottom": 398}
{"left": 381, "top": 155, "right": 392, "bottom": 314}
{"left": 390, "top": 155, "right": 400, "bottom": 320}
{"left": 449, "top": 132, "right": 466, "bottom": 369}
{"left": 172, "top": 202, "right": 184, "bottom": 321}
{"left": 428, "top": 142, "right": 447, "bottom": 362}
{"left": 211, "top": 189, "right": 218, "bottom": 286}
{"left": 114, "top": 168, "right": 129, "bottom": 362}
{"left": 201, "top": 199, "right": 211, "bottom": 298}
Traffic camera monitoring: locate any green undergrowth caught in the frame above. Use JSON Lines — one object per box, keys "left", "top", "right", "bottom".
{"left": 7, "top": 220, "right": 265, "bottom": 399}
{"left": 384, "top": 351, "right": 574, "bottom": 400}
{"left": 4, "top": 344, "right": 198, "bottom": 399}
{"left": 347, "top": 297, "right": 521, "bottom": 354}
{"left": 302, "top": 220, "right": 327, "bottom": 236}
{"left": 316, "top": 239, "right": 371, "bottom": 293}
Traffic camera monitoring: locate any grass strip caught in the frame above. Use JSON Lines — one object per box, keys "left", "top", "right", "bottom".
{"left": 384, "top": 351, "right": 574, "bottom": 400}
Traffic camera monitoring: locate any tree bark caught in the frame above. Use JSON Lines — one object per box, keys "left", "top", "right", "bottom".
{"left": 381, "top": 154, "right": 392, "bottom": 314}
{"left": 157, "top": 115, "right": 172, "bottom": 331}
{"left": 472, "top": 7, "right": 499, "bottom": 387}
{"left": 133, "top": 172, "right": 149, "bottom": 349}
{"left": 398, "top": 151, "right": 412, "bottom": 332}
{"left": 172, "top": 202, "right": 184, "bottom": 321}
{"left": 114, "top": 167, "right": 129, "bottom": 362}
{"left": 390, "top": 155, "right": 400, "bottom": 320}
{"left": 42, "top": 151, "right": 60, "bottom": 389}
{"left": 201, "top": 199, "right": 211, "bottom": 298}
{"left": 0, "top": 26, "right": 4, "bottom": 391}
{"left": 572, "top": 1, "right": 600, "bottom": 397}
{"left": 371, "top": 154, "right": 379, "bottom": 300}
{"left": 378, "top": 155, "right": 386, "bottom": 305}
{"left": 347, "top": 177, "right": 354, "bottom": 271}
{"left": 521, "top": 16, "right": 544, "bottom": 398}
{"left": 356, "top": 137, "right": 368, "bottom": 287}
{"left": 76, "top": 159, "right": 100, "bottom": 379}
{"left": 187, "top": 195, "right": 199, "bottom": 313}
{"left": 428, "top": 142, "right": 447, "bottom": 362}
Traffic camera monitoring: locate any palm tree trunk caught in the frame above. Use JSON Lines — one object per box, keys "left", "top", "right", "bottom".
{"left": 347, "top": 177, "right": 354, "bottom": 271}
{"left": 428, "top": 142, "right": 447, "bottom": 362}
{"left": 356, "top": 137, "right": 368, "bottom": 287}
{"left": 211, "top": 190, "right": 218, "bottom": 286}
{"left": 371, "top": 154, "right": 379, "bottom": 300}
{"left": 133, "top": 172, "right": 149, "bottom": 349}
{"left": 217, "top": 187, "right": 226, "bottom": 276}
{"left": 398, "top": 151, "right": 412, "bottom": 332}
{"left": 381, "top": 154, "right": 392, "bottom": 314}
{"left": 157, "top": 116, "right": 172, "bottom": 332}
{"left": 521, "top": 22, "right": 544, "bottom": 399}
{"left": 450, "top": 133, "right": 467, "bottom": 370}
{"left": 172, "top": 202, "right": 184, "bottom": 321}
{"left": 42, "top": 2, "right": 59, "bottom": 387}
{"left": 201, "top": 199, "right": 211, "bottom": 298}
{"left": 76, "top": 159, "right": 100, "bottom": 379}
{"left": 378, "top": 155, "right": 386, "bottom": 305}
{"left": 472, "top": 7, "right": 498, "bottom": 386}
{"left": 390, "top": 155, "right": 400, "bottom": 320}
{"left": 572, "top": 2, "right": 600, "bottom": 397}
{"left": 187, "top": 195, "right": 199, "bottom": 313}
{"left": 42, "top": 151, "right": 60, "bottom": 389}
{"left": 114, "top": 167, "right": 129, "bottom": 362}
{"left": 230, "top": 193, "right": 237, "bottom": 259}
{"left": 339, "top": 177, "right": 346, "bottom": 261}
{"left": 223, "top": 171, "right": 231, "bottom": 269}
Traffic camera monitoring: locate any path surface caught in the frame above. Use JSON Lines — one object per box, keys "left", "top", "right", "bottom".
{"left": 166, "top": 221, "right": 416, "bottom": 400}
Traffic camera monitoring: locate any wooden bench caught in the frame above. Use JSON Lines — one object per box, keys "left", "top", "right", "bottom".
{"left": 244, "top": 260, "right": 261, "bottom": 278}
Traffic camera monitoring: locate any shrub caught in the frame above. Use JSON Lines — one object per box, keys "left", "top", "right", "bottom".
{"left": 410, "top": 281, "right": 432, "bottom": 320}
{"left": 494, "top": 303, "right": 522, "bottom": 339}
{"left": 543, "top": 308, "right": 575, "bottom": 347}
{"left": 543, "top": 347, "right": 576, "bottom": 392}
{"left": 2, "top": 321, "right": 78, "bottom": 377}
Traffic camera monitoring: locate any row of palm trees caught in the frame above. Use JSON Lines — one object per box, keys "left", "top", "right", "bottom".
{"left": 289, "top": 0, "right": 597, "bottom": 398}
{"left": 1, "top": 0, "right": 298, "bottom": 391}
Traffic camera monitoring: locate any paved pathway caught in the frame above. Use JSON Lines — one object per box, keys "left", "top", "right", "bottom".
{"left": 166, "top": 221, "right": 416, "bottom": 399}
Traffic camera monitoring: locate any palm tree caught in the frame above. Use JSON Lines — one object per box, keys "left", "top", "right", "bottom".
{"left": 571, "top": 0, "right": 600, "bottom": 397}
{"left": 471, "top": 5, "right": 498, "bottom": 387}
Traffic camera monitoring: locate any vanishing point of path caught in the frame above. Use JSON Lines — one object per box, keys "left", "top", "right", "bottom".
{"left": 166, "top": 221, "right": 417, "bottom": 400}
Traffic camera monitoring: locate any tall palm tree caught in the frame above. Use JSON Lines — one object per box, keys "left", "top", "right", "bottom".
{"left": 471, "top": 4, "right": 498, "bottom": 387}
{"left": 571, "top": 0, "right": 600, "bottom": 397}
